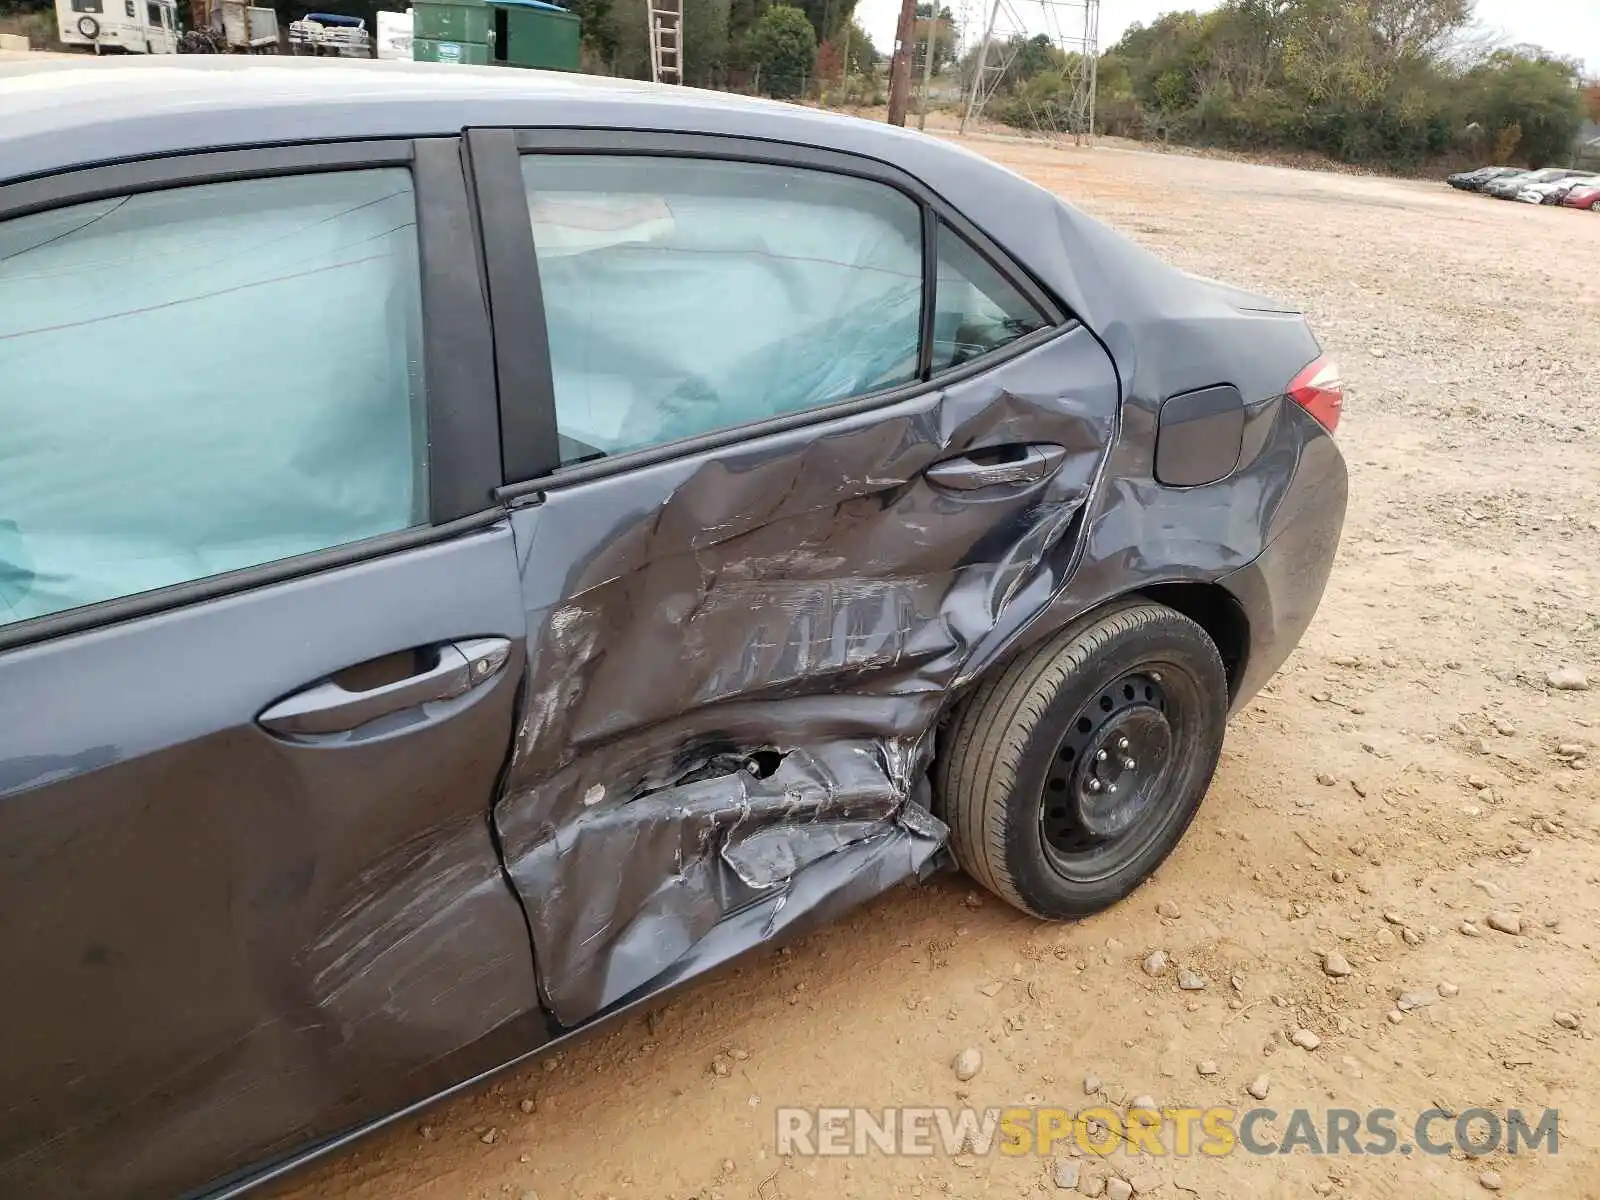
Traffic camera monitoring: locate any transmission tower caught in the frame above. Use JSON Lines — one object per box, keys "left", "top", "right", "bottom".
{"left": 959, "top": 0, "right": 1099, "bottom": 144}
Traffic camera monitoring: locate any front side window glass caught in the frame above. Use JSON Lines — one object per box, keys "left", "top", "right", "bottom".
{"left": 0, "top": 168, "right": 428, "bottom": 627}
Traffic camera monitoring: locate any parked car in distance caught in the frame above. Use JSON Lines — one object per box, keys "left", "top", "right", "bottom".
{"left": 1446, "top": 165, "right": 1524, "bottom": 191}
{"left": 1485, "top": 167, "right": 1588, "bottom": 199}
{"left": 1562, "top": 181, "right": 1600, "bottom": 211}
{"left": 0, "top": 57, "right": 1347, "bottom": 1200}
{"left": 1517, "top": 173, "right": 1600, "bottom": 204}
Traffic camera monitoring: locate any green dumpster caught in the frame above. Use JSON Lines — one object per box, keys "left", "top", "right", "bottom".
{"left": 413, "top": 35, "right": 491, "bottom": 63}
{"left": 410, "top": 0, "right": 580, "bottom": 71}
{"left": 492, "top": 0, "right": 580, "bottom": 71}
{"left": 412, "top": 0, "right": 491, "bottom": 43}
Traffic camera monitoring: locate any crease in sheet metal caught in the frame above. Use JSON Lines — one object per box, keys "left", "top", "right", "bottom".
{"left": 494, "top": 330, "right": 1121, "bottom": 1026}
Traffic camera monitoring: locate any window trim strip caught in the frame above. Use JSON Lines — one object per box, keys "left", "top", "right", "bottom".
{"left": 0, "top": 140, "right": 414, "bottom": 222}
{"left": 464, "top": 128, "right": 562, "bottom": 483}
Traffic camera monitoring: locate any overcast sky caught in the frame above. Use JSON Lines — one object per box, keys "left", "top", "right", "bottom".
{"left": 855, "top": 0, "right": 1600, "bottom": 75}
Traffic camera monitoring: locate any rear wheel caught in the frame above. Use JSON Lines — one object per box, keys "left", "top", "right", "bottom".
{"left": 935, "top": 600, "right": 1228, "bottom": 919}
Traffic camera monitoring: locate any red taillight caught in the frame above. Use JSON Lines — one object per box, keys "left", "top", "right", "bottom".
{"left": 1288, "top": 355, "right": 1343, "bottom": 433}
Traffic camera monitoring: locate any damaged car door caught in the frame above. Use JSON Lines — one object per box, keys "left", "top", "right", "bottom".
{"left": 465, "top": 129, "right": 1122, "bottom": 1028}
{"left": 0, "top": 142, "right": 542, "bottom": 1199}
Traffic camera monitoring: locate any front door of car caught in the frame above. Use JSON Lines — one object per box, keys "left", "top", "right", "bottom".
{"left": 0, "top": 141, "right": 543, "bottom": 1199}
{"left": 463, "top": 129, "right": 1122, "bottom": 1028}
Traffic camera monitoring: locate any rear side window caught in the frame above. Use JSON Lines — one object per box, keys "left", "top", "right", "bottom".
{"left": 931, "top": 221, "right": 1049, "bottom": 372}
{"left": 0, "top": 169, "right": 427, "bottom": 628}
{"left": 520, "top": 155, "right": 924, "bottom": 464}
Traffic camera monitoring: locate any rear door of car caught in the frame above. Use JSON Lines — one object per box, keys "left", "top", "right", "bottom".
{"left": 0, "top": 140, "right": 544, "bottom": 1199}
{"left": 462, "top": 128, "right": 1123, "bottom": 1029}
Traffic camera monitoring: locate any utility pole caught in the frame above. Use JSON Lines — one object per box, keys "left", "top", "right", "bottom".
{"left": 917, "top": 12, "right": 937, "bottom": 131}
{"left": 886, "top": 0, "right": 917, "bottom": 126}
{"left": 958, "top": 0, "right": 998, "bottom": 136}
{"left": 840, "top": 20, "right": 852, "bottom": 99}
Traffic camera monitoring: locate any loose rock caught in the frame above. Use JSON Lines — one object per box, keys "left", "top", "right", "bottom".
{"left": 1387, "top": 1009, "right": 1405, "bottom": 1024}
{"left": 1547, "top": 667, "right": 1590, "bottom": 692}
{"left": 1080, "top": 1175, "right": 1107, "bottom": 1198}
{"left": 1052, "top": 1158, "right": 1081, "bottom": 1189}
{"left": 1128, "top": 1172, "right": 1163, "bottom": 1195}
{"left": 1438, "top": 981, "right": 1460, "bottom": 998}
{"left": 518, "top": 1098, "right": 535, "bottom": 1114}
{"left": 1396, "top": 991, "right": 1437, "bottom": 1012}
{"left": 1486, "top": 912, "right": 1522, "bottom": 936}
{"left": 1083, "top": 1072, "right": 1102, "bottom": 1095}
{"left": 1105, "top": 1180, "right": 1134, "bottom": 1200}
{"left": 1156, "top": 900, "right": 1182, "bottom": 919}
{"left": 1247, "top": 1074, "right": 1271, "bottom": 1100}
{"left": 480, "top": 1127, "right": 498, "bottom": 1145}
{"left": 1555, "top": 1011, "right": 1580, "bottom": 1030}
{"left": 1197, "top": 1060, "right": 1219, "bottom": 1077}
{"left": 953, "top": 1047, "right": 983, "bottom": 1081}
{"left": 1177, "top": 968, "right": 1207, "bottom": 991}
{"left": 1291, "top": 1029, "right": 1322, "bottom": 1050}
{"left": 1459, "top": 920, "right": 1482, "bottom": 937}
{"left": 1143, "top": 950, "right": 1170, "bottom": 977}
{"left": 1479, "top": 1169, "right": 1503, "bottom": 1191}
{"left": 1316, "top": 772, "right": 1338, "bottom": 786}
{"left": 1128, "top": 1094, "right": 1159, "bottom": 1121}
{"left": 1323, "top": 951, "right": 1353, "bottom": 978}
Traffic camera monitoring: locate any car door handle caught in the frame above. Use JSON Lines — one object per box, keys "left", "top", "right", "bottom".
{"left": 924, "top": 443, "right": 1068, "bottom": 490}
{"left": 258, "top": 637, "right": 512, "bottom": 737}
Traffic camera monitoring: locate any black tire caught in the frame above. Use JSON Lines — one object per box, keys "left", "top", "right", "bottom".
{"left": 935, "top": 600, "right": 1228, "bottom": 919}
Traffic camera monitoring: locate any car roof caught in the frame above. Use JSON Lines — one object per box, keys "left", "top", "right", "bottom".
{"left": 0, "top": 57, "right": 971, "bottom": 188}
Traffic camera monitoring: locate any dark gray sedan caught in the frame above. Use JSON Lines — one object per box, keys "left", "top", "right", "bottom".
{"left": 0, "top": 58, "right": 1346, "bottom": 1199}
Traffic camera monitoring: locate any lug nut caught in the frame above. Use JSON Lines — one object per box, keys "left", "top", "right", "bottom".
{"left": 1123, "top": 757, "right": 1137, "bottom": 770}
{"left": 1088, "top": 778, "right": 1102, "bottom": 793}
{"left": 1096, "top": 748, "right": 1108, "bottom": 762}
{"left": 1117, "top": 736, "right": 1130, "bottom": 751}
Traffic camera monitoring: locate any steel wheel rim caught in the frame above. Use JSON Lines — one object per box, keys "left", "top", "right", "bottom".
{"left": 1038, "top": 663, "right": 1196, "bottom": 882}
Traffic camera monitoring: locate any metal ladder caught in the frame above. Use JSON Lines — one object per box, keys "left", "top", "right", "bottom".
{"left": 648, "top": 0, "right": 682, "bottom": 84}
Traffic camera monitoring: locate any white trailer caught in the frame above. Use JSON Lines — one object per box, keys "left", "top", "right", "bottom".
{"left": 215, "top": 0, "right": 280, "bottom": 49}
{"left": 56, "top": 0, "right": 179, "bottom": 54}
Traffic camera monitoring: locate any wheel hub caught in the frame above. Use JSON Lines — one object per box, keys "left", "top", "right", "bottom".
{"left": 1041, "top": 671, "right": 1173, "bottom": 854}
{"left": 1074, "top": 707, "right": 1172, "bottom": 837}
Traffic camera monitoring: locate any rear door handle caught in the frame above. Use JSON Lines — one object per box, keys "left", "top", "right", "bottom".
{"left": 925, "top": 443, "right": 1068, "bottom": 490}
{"left": 258, "top": 637, "right": 512, "bottom": 737}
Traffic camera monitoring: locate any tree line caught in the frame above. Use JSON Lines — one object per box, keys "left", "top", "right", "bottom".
{"left": 990, "top": 0, "right": 1597, "bottom": 170}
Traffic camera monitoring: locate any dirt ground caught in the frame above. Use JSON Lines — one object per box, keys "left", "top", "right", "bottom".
{"left": 270, "top": 137, "right": 1600, "bottom": 1200}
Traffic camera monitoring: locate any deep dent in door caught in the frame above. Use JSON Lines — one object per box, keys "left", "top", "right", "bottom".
{"left": 492, "top": 331, "right": 1120, "bottom": 1027}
